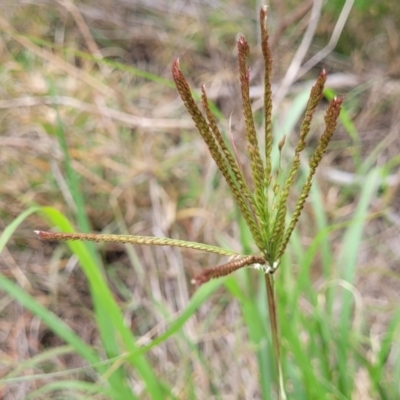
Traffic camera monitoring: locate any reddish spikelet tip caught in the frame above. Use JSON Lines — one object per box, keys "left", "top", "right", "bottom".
{"left": 191, "top": 275, "right": 209, "bottom": 286}
{"left": 171, "top": 58, "right": 181, "bottom": 79}
{"left": 334, "top": 96, "right": 344, "bottom": 105}
{"left": 201, "top": 86, "right": 208, "bottom": 106}
{"left": 237, "top": 36, "right": 249, "bottom": 53}
{"left": 260, "top": 5, "right": 268, "bottom": 21}
{"left": 330, "top": 96, "right": 344, "bottom": 113}
{"left": 34, "top": 230, "right": 48, "bottom": 240}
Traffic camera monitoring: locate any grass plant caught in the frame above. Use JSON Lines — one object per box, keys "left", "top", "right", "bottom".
{"left": 33, "top": 6, "right": 344, "bottom": 399}
{"left": 1, "top": 2, "right": 400, "bottom": 400}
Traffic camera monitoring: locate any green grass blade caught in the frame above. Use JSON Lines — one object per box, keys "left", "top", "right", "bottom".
{"left": 2, "top": 346, "right": 74, "bottom": 382}
{"left": 50, "top": 95, "right": 92, "bottom": 235}
{"left": 309, "top": 183, "right": 333, "bottom": 278}
{"left": 225, "top": 275, "right": 274, "bottom": 399}
{"left": 336, "top": 169, "right": 380, "bottom": 396}
{"left": 26, "top": 380, "right": 110, "bottom": 399}
{"left": 0, "top": 207, "right": 129, "bottom": 396}
{"left": 137, "top": 278, "right": 223, "bottom": 355}
{"left": 0, "top": 275, "right": 101, "bottom": 366}
{"left": 0, "top": 208, "right": 100, "bottom": 369}
{"left": 338, "top": 169, "right": 380, "bottom": 283}
{"left": 0, "top": 206, "right": 41, "bottom": 252}
{"left": 0, "top": 211, "right": 136, "bottom": 399}
{"left": 38, "top": 206, "right": 165, "bottom": 399}
{"left": 368, "top": 305, "right": 400, "bottom": 396}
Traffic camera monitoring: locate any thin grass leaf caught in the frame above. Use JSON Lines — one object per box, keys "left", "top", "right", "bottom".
{"left": 26, "top": 380, "right": 109, "bottom": 400}
{"left": 335, "top": 169, "right": 380, "bottom": 396}
{"left": 3, "top": 346, "right": 74, "bottom": 383}
{"left": 0, "top": 275, "right": 101, "bottom": 368}
{"left": 0, "top": 206, "right": 40, "bottom": 252}
{"left": 38, "top": 206, "right": 166, "bottom": 399}
{"left": 225, "top": 275, "right": 275, "bottom": 399}
{"left": 0, "top": 209, "right": 129, "bottom": 396}
{"left": 50, "top": 95, "right": 91, "bottom": 234}
{"left": 376, "top": 306, "right": 400, "bottom": 374}
{"left": 132, "top": 278, "right": 223, "bottom": 357}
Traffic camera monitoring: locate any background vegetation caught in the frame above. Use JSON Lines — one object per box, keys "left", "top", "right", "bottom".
{"left": 1, "top": 0, "right": 400, "bottom": 399}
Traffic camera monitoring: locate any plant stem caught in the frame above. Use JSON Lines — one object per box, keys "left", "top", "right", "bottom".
{"left": 265, "top": 273, "right": 287, "bottom": 399}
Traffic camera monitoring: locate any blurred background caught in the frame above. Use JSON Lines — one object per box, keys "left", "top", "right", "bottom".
{"left": 1, "top": 0, "right": 400, "bottom": 399}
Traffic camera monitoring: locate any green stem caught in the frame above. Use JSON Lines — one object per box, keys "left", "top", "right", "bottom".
{"left": 265, "top": 273, "right": 286, "bottom": 399}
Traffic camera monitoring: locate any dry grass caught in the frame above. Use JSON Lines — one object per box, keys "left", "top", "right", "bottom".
{"left": 1, "top": 0, "right": 400, "bottom": 399}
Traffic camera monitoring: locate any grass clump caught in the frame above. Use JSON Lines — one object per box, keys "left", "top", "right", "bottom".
{"left": 34, "top": 6, "right": 342, "bottom": 398}
{"left": 2, "top": 2, "right": 399, "bottom": 400}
